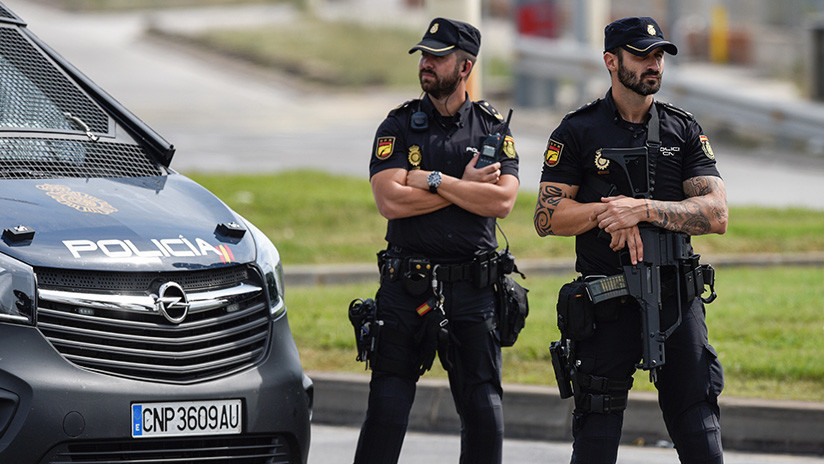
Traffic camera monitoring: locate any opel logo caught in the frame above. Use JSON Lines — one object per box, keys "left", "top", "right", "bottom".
{"left": 155, "top": 282, "right": 190, "bottom": 324}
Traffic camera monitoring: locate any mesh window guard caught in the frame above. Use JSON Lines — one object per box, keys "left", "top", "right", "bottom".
{"left": 0, "top": 5, "right": 20, "bottom": 23}
{"left": 0, "top": 26, "right": 109, "bottom": 133}
{"left": 0, "top": 138, "right": 163, "bottom": 178}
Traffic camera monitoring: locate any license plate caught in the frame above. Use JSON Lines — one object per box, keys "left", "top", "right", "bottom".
{"left": 131, "top": 399, "right": 242, "bottom": 438}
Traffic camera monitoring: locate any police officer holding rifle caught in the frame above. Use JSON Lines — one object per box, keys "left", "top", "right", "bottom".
{"left": 352, "top": 17, "right": 520, "bottom": 464}
{"left": 534, "top": 17, "right": 728, "bottom": 464}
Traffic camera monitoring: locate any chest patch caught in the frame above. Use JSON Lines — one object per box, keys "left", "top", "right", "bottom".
{"left": 408, "top": 145, "right": 422, "bottom": 169}
{"left": 660, "top": 146, "right": 680, "bottom": 157}
{"left": 594, "top": 149, "right": 611, "bottom": 170}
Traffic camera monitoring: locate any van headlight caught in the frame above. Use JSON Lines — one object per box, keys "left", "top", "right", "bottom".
{"left": 245, "top": 220, "right": 286, "bottom": 318}
{"left": 0, "top": 253, "right": 36, "bottom": 325}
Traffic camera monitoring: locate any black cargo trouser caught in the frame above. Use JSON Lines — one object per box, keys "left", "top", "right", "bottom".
{"left": 570, "top": 296, "right": 724, "bottom": 464}
{"left": 353, "top": 278, "right": 503, "bottom": 464}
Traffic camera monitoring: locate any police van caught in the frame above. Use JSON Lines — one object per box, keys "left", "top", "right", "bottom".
{"left": 0, "top": 3, "right": 311, "bottom": 462}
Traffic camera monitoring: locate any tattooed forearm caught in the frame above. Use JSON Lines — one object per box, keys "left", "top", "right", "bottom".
{"left": 648, "top": 176, "right": 728, "bottom": 235}
{"left": 655, "top": 209, "right": 711, "bottom": 234}
{"left": 534, "top": 184, "right": 572, "bottom": 236}
{"left": 683, "top": 177, "right": 713, "bottom": 197}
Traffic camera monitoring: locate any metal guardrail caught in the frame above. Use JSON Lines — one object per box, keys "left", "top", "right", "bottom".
{"left": 514, "top": 36, "right": 824, "bottom": 153}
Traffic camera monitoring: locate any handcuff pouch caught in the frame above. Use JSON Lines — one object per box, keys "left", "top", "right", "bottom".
{"left": 403, "top": 257, "right": 431, "bottom": 296}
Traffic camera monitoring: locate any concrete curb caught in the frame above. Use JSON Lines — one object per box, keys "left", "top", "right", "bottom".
{"left": 308, "top": 371, "right": 824, "bottom": 456}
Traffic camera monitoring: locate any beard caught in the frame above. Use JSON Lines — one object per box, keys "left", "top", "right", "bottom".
{"left": 617, "top": 58, "right": 661, "bottom": 96}
{"left": 419, "top": 63, "right": 461, "bottom": 99}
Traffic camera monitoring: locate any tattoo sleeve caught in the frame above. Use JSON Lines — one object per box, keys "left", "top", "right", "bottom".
{"left": 647, "top": 176, "right": 728, "bottom": 235}
{"left": 534, "top": 184, "right": 572, "bottom": 237}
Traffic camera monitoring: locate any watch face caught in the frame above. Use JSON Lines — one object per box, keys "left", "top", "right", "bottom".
{"left": 427, "top": 171, "right": 441, "bottom": 192}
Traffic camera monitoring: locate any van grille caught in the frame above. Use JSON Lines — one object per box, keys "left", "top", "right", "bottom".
{"left": 35, "top": 266, "right": 272, "bottom": 384}
{"left": 45, "top": 434, "right": 297, "bottom": 464}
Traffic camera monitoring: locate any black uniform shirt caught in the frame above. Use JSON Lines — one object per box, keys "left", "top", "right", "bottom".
{"left": 540, "top": 89, "right": 720, "bottom": 275}
{"left": 370, "top": 94, "right": 519, "bottom": 259}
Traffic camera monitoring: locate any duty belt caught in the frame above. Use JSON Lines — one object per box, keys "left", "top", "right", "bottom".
{"left": 378, "top": 249, "right": 500, "bottom": 287}
{"left": 584, "top": 263, "right": 717, "bottom": 305}
{"left": 435, "top": 261, "right": 480, "bottom": 282}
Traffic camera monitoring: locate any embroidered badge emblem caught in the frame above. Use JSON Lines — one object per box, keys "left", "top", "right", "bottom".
{"left": 544, "top": 139, "right": 564, "bottom": 167}
{"left": 503, "top": 136, "right": 516, "bottom": 159}
{"left": 595, "top": 149, "right": 610, "bottom": 170}
{"left": 376, "top": 136, "right": 395, "bottom": 160}
{"left": 699, "top": 135, "right": 715, "bottom": 160}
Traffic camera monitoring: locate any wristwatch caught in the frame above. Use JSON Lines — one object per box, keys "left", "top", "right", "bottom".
{"left": 427, "top": 170, "right": 442, "bottom": 194}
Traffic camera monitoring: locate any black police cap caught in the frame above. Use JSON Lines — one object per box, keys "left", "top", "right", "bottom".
{"left": 604, "top": 17, "right": 678, "bottom": 56}
{"left": 409, "top": 17, "right": 481, "bottom": 57}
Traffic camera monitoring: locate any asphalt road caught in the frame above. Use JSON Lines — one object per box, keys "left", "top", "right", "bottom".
{"left": 310, "top": 424, "right": 824, "bottom": 464}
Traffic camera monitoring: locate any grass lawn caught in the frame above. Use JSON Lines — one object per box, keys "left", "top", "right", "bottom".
{"left": 189, "top": 170, "right": 824, "bottom": 265}
{"left": 190, "top": 170, "right": 824, "bottom": 402}
{"left": 184, "top": 19, "right": 422, "bottom": 88}
{"left": 285, "top": 267, "right": 824, "bottom": 402}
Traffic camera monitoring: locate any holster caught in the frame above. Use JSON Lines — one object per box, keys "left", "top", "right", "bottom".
{"left": 348, "top": 298, "right": 381, "bottom": 369}
{"left": 549, "top": 340, "right": 574, "bottom": 398}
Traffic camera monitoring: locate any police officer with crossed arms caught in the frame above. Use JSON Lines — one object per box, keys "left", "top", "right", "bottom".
{"left": 534, "top": 17, "right": 728, "bottom": 464}
{"left": 354, "top": 17, "right": 519, "bottom": 464}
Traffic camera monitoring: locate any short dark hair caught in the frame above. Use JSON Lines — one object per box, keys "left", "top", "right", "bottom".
{"left": 604, "top": 47, "right": 622, "bottom": 77}
{"left": 455, "top": 50, "right": 477, "bottom": 76}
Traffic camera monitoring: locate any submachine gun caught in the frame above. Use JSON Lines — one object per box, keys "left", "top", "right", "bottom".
{"left": 582, "top": 109, "right": 717, "bottom": 383}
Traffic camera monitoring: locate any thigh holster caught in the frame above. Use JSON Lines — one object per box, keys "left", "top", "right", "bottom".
{"left": 572, "top": 372, "right": 634, "bottom": 414}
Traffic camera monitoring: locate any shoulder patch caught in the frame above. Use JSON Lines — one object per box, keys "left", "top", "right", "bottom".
{"left": 543, "top": 139, "right": 564, "bottom": 167}
{"left": 699, "top": 134, "right": 715, "bottom": 160}
{"left": 658, "top": 101, "right": 694, "bottom": 121}
{"left": 564, "top": 98, "right": 601, "bottom": 120}
{"left": 475, "top": 100, "right": 505, "bottom": 121}
{"left": 375, "top": 136, "right": 395, "bottom": 160}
